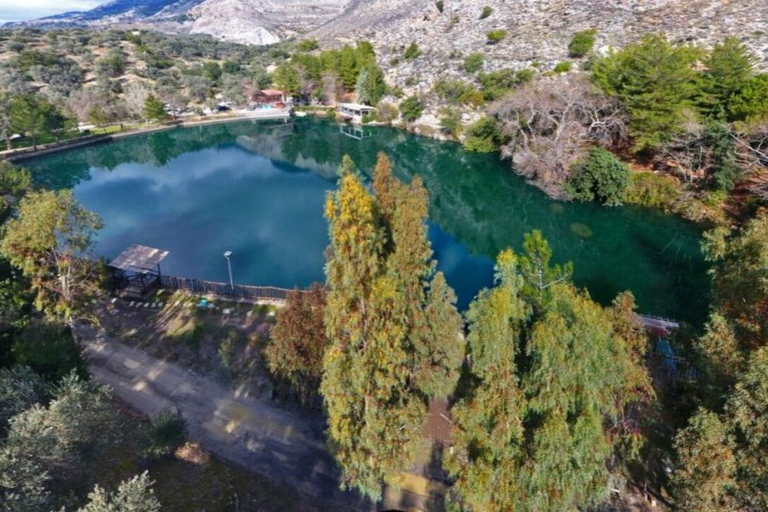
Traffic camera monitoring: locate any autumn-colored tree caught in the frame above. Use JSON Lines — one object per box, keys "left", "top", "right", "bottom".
{"left": 0, "top": 190, "right": 103, "bottom": 319}
{"left": 673, "top": 348, "right": 768, "bottom": 510}
{"left": 702, "top": 214, "right": 768, "bottom": 359}
{"left": 321, "top": 153, "right": 463, "bottom": 500}
{"left": 672, "top": 408, "right": 736, "bottom": 511}
{"left": 264, "top": 283, "right": 328, "bottom": 406}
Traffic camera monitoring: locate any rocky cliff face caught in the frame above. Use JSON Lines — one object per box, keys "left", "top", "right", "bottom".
{"left": 310, "top": 0, "right": 768, "bottom": 92}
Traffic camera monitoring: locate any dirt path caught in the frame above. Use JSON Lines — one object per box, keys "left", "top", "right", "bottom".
{"left": 74, "top": 322, "right": 368, "bottom": 511}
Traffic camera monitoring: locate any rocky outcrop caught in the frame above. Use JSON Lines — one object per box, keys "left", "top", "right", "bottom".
{"left": 188, "top": 0, "right": 350, "bottom": 44}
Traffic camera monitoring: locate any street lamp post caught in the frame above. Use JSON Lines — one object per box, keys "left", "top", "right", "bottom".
{"left": 223, "top": 251, "right": 234, "bottom": 288}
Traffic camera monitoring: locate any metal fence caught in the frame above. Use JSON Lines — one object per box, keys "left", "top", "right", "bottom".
{"left": 160, "top": 275, "right": 291, "bottom": 302}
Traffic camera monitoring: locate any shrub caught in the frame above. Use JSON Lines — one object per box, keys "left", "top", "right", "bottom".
{"left": 567, "top": 148, "right": 630, "bottom": 206}
{"left": 478, "top": 69, "right": 531, "bottom": 100}
{"left": 463, "top": 116, "right": 504, "bottom": 153}
{"left": 568, "top": 29, "right": 597, "bottom": 58}
{"left": 142, "top": 410, "right": 187, "bottom": 459}
{"left": 486, "top": 30, "right": 508, "bottom": 44}
{"left": 554, "top": 61, "right": 572, "bottom": 73}
{"left": 377, "top": 101, "right": 400, "bottom": 123}
{"left": 624, "top": 172, "right": 680, "bottom": 210}
{"left": 404, "top": 42, "right": 421, "bottom": 60}
{"left": 463, "top": 52, "right": 485, "bottom": 74}
{"left": 439, "top": 107, "right": 463, "bottom": 137}
{"left": 297, "top": 39, "right": 319, "bottom": 52}
{"left": 400, "top": 95, "right": 424, "bottom": 122}
{"left": 435, "top": 79, "right": 474, "bottom": 104}
{"left": 12, "top": 322, "right": 88, "bottom": 383}
{"left": 435, "top": 0, "right": 444, "bottom": 13}
{"left": 480, "top": 6, "right": 493, "bottom": 19}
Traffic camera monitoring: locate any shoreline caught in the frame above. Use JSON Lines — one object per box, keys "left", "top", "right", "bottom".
{"left": 1, "top": 113, "right": 268, "bottom": 163}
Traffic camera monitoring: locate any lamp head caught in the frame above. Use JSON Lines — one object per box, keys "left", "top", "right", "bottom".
{"left": 223, "top": 251, "right": 232, "bottom": 258}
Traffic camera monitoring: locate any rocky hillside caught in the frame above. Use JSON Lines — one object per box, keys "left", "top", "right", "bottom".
{"left": 6, "top": 0, "right": 351, "bottom": 46}
{"left": 311, "top": 0, "right": 768, "bottom": 92}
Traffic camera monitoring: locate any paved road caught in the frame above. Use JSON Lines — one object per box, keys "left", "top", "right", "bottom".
{"left": 74, "top": 323, "right": 369, "bottom": 511}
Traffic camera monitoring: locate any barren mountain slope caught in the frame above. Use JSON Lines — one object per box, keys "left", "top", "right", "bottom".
{"left": 310, "top": 0, "right": 768, "bottom": 90}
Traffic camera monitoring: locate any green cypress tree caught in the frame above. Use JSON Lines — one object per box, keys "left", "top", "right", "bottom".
{"left": 446, "top": 250, "right": 528, "bottom": 511}
{"left": 448, "top": 234, "right": 648, "bottom": 511}
{"left": 321, "top": 153, "right": 463, "bottom": 500}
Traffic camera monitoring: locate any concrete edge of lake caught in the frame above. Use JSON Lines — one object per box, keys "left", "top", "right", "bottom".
{"left": 1, "top": 114, "right": 263, "bottom": 163}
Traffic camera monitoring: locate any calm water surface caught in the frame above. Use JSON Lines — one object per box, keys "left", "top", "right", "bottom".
{"left": 26, "top": 119, "right": 710, "bottom": 324}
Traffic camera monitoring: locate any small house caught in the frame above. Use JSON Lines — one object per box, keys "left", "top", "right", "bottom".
{"left": 338, "top": 103, "right": 377, "bottom": 123}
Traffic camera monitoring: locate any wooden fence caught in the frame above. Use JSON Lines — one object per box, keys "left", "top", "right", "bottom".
{"left": 160, "top": 275, "right": 291, "bottom": 302}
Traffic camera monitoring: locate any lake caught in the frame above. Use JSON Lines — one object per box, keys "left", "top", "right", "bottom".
{"left": 26, "top": 118, "right": 710, "bottom": 324}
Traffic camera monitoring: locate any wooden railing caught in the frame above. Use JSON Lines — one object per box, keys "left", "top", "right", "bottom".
{"left": 160, "top": 275, "right": 291, "bottom": 302}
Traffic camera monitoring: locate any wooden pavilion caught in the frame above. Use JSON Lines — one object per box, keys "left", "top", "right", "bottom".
{"left": 108, "top": 244, "right": 169, "bottom": 299}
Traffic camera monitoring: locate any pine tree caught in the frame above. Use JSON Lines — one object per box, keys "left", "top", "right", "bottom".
{"left": 321, "top": 153, "right": 463, "bottom": 500}
{"left": 591, "top": 34, "right": 702, "bottom": 151}
{"left": 703, "top": 37, "right": 756, "bottom": 115}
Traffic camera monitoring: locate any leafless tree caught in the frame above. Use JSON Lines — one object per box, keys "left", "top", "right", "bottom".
{"left": 320, "top": 71, "right": 344, "bottom": 106}
{"left": 732, "top": 122, "right": 768, "bottom": 201}
{"left": 492, "top": 74, "right": 626, "bottom": 195}
{"left": 657, "top": 113, "right": 711, "bottom": 184}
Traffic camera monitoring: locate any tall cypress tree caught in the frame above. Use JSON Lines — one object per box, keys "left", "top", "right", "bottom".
{"left": 447, "top": 235, "right": 649, "bottom": 511}
{"left": 321, "top": 153, "right": 463, "bottom": 500}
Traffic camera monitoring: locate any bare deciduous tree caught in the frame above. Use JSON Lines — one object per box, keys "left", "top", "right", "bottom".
{"left": 123, "top": 82, "right": 152, "bottom": 118}
{"left": 492, "top": 74, "right": 626, "bottom": 196}
{"left": 732, "top": 123, "right": 768, "bottom": 201}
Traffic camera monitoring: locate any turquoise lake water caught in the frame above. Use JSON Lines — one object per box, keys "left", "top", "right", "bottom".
{"left": 25, "top": 118, "right": 710, "bottom": 324}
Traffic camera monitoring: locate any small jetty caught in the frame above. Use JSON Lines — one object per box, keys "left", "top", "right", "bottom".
{"left": 635, "top": 314, "right": 680, "bottom": 336}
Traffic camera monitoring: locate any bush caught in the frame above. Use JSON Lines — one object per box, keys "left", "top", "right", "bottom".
{"left": 567, "top": 148, "right": 630, "bottom": 206}
{"left": 376, "top": 101, "right": 400, "bottom": 123}
{"left": 439, "top": 107, "right": 463, "bottom": 138}
{"left": 568, "top": 29, "right": 597, "bottom": 58}
{"left": 404, "top": 42, "right": 421, "bottom": 60}
{"left": 487, "top": 30, "right": 508, "bottom": 44}
{"left": 435, "top": 0, "right": 444, "bottom": 13}
{"left": 143, "top": 410, "right": 187, "bottom": 459}
{"left": 554, "top": 61, "right": 572, "bottom": 73}
{"left": 463, "top": 116, "right": 504, "bottom": 153}
{"left": 12, "top": 322, "right": 88, "bottom": 383}
{"left": 624, "top": 172, "right": 681, "bottom": 210}
{"left": 463, "top": 52, "right": 484, "bottom": 74}
{"left": 400, "top": 96, "right": 424, "bottom": 122}
{"left": 480, "top": 6, "right": 493, "bottom": 19}
{"left": 297, "top": 39, "right": 319, "bottom": 52}
{"left": 478, "top": 69, "right": 531, "bottom": 100}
